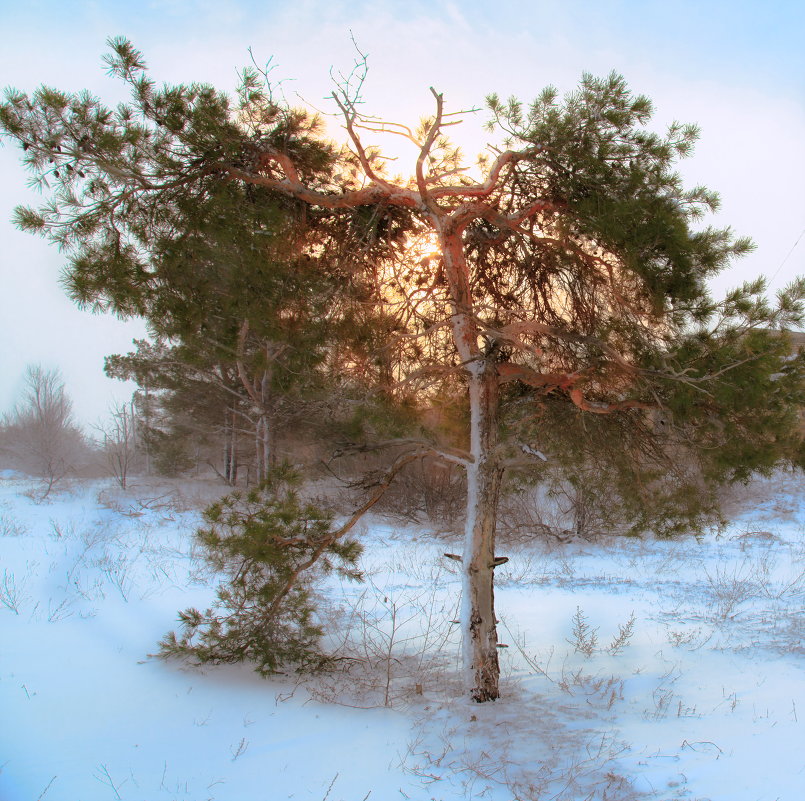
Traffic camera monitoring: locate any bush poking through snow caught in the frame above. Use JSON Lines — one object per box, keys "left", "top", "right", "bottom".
{"left": 567, "top": 606, "right": 599, "bottom": 657}
{"left": 607, "top": 612, "right": 636, "bottom": 655}
{"left": 1, "top": 568, "right": 28, "bottom": 614}
{"left": 157, "top": 466, "right": 363, "bottom": 676}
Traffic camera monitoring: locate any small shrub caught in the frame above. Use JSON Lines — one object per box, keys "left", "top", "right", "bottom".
{"left": 158, "top": 466, "right": 363, "bottom": 676}
{"left": 1, "top": 569, "right": 28, "bottom": 615}
{"left": 567, "top": 606, "right": 598, "bottom": 657}
{"left": 0, "top": 512, "right": 25, "bottom": 537}
{"left": 607, "top": 612, "right": 636, "bottom": 655}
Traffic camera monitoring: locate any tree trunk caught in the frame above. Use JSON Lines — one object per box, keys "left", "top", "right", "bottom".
{"left": 223, "top": 406, "right": 238, "bottom": 486}
{"left": 254, "top": 413, "right": 275, "bottom": 482}
{"left": 256, "top": 360, "right": 276, "bottom": 481}
{"left": 255, "top": 416, "right": 266, "bottom": 483}
{"left": 462, "top": 356, "right": 504, "bottom": 702}
{"left": 438, "top": 222, "right": 506, "bottom": 702}
{"left": 573, "top": 480, "right": 587, "bottom": 539}
{"left": 230, "top": 408, "right": 239, "bottom": 486}
{"left": 142, "top": 386, "right": 152, "bottom": 477}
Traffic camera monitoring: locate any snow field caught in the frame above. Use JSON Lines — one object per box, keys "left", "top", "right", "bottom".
{"left": 1, "top": 471, "right": 804, "bottom": 800}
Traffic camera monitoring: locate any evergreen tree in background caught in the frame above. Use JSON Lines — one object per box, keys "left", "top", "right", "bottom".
{"left": 0, "top": 47, "right": 399, "bottom": 481}
{"left": 105, "top": 339, "right": 245, "bottom": 480}
{"left": 2, "top": 39, "right": 803, "bottom": 700}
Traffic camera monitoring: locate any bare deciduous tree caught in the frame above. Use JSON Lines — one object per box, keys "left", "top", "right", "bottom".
{"left": 1, "top": 365, "right": 85, "bottom": 496}
{"left": 95, "top": 399, "right": 138, "bottom": 489}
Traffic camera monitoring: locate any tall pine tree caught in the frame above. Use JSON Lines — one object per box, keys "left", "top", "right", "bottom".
{"left": 2, "top": 41, "right": 802, "bottom": 700}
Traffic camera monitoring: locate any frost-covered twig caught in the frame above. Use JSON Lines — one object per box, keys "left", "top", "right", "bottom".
{"left": 567, "top": 606, "right": 598, "bottom": 656}
{"left": 1, "top": 569, "right": 27, "bottom": 614}
{"left": 93, "top": 764, "right": 123, "bottom": 800}
{"left": 230, "top": 737, "right": 249, "bottom": 761}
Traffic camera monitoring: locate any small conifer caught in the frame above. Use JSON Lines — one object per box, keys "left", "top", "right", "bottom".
{"left": 158, "top": 466, "right": 362, "bottom": 675}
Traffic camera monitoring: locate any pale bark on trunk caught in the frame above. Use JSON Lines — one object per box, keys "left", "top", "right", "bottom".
{"left": 260, "top": 366, "right": 272, "bottom": 474}
{"left": 439, "top": 222, "right": 506, "bottom": 701}
{"left": 142, "top": 386, "right": 152, "bottom": 477}
{"left": 254, "top": 362, "right": 276, "bottom": 484}
{"left": 461, "top": 357, "right": 504, "bottom": 702}
{"left": 223, "top": 406, "right": 238, "bottom": 486}
{"left": 255, "top": 415, "right": 268, "bottom": 483}
{"left": 237, "top": 330, "right": 280, "bottom": 484}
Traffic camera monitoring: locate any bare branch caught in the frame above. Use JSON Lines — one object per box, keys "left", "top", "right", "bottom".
{"left": 429, "top": 147, "right": 542, "bottom": 200}
{"left": 568, "top": 388, "right": 654, "bottom": 414}
{"left": 414, "top": 88, "right": 445, "bottom": 207}
{"left": 331, "top": 438, "right": 471, "bottom": 467}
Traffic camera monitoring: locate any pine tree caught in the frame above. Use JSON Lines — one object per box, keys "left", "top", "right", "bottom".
{"left": 158, "top": 466, "right": 363, "bottom": 675}
{"left": 2, "top": 42, "right": 803, "bottom": 700}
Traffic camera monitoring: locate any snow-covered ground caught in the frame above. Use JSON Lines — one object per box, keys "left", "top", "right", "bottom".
{"left": 1, "top": 470, "right": 804, "bottom": 800}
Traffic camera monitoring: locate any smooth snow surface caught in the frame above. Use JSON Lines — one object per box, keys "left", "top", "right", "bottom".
{"left": 1, "top": 472, "right": 804, "bottom": 800}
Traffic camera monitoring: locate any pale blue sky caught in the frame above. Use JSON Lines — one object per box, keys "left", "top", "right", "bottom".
{"left": 1, "top": 0, "right": 803, "bottom": 424}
